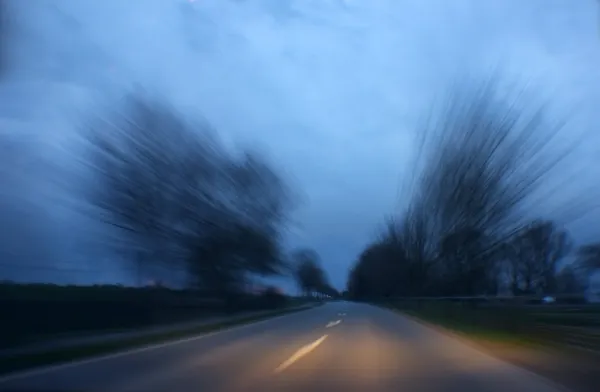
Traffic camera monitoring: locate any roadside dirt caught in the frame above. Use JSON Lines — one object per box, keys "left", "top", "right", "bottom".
{"left": 471, "top": 339, "right": 600, "bottom": 392}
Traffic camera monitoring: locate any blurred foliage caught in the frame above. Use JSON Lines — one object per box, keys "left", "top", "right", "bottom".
{"left": 77, "top": 95, "right": 296, "bottom": 295}
{"left": 292, "top": 248, "right": 338, "bottom": 298}
{"left": 347, "top": 77, "right": 595, "bottom": 301}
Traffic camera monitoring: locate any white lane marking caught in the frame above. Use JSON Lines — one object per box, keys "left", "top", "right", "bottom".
{"left": 0, "top": 309, "right": 317, "bottom": 384}
{"left": 274, "top": 335, "right": 328, "bottom": 373}
{"left": 325, "top": 320, "right": 342, "bottom": 328}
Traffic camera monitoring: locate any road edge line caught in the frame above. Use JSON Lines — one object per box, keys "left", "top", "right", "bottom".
{"left": 0, "top": 304, "right": 320, "bottom": 384}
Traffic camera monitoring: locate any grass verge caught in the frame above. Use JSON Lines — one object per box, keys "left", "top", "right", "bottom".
{"left": 0, "top": 305, "right": 314, "bottom": 376}
{"left": 382, "top": 303, "right": 600, "bottom": 392}
{"left": 396, "top": 307, "right": 541, "bottom": 347}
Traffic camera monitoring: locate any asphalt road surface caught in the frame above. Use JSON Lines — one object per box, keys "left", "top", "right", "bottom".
{"left": 0, "top": 302, "right": 569, "bottom": 392}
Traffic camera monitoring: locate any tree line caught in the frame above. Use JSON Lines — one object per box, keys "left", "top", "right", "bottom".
{"left": 0, "top": 89, "right": 341, "bottom": 300}
{"left": 0, "top": 2, "right": 340, "bottom": 297}
{"left": 347, "top": 78, "right": 598, "bottom": 300}
{"left": 292, "top": 248, "right": 338, "bottom": 298}
{"left": 73, "top": 94, "right": 339, "bottom": 298}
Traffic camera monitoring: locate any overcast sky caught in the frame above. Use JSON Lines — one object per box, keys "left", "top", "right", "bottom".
{"left": 2, "top": 0, "right": 600, "bottom": 290}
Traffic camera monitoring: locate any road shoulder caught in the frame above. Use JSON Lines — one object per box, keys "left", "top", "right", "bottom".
{"left": 388, "top": 307, "right": 600, "bottom": 392}
{"left": 0, "top": 304, "right": 319, "bottom": 378}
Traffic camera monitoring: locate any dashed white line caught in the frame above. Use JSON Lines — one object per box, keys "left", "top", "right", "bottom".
{"left": 325, "top": 320, "right": 342, "bottom": 328}
{"left": 274, "top": 335, "right": 328, "bottom": 373}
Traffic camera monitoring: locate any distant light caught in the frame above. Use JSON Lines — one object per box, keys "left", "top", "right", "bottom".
{"left": 542, "top": 296, "right": 556, "bottom": 304}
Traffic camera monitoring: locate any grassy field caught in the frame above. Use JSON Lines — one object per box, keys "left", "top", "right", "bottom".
{"left": 385, "top": 299, "right": 600, "bottom": 352}
{"left": 382, "top": 299, "right": 600, "bottom": 392}
{"left": 0, "top": 282, "right": 311, "bottom": 349}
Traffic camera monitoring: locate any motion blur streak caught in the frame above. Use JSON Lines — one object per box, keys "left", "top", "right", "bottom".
{"left": 0, "top": 303, "right": 568, "bottom": 392}
{"left": 0, "top": 1, "right": 599, "bottom": 392}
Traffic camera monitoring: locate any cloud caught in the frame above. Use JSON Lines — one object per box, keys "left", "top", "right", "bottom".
{"left": 3, "top": 0, "right": 600, "bottom": 288}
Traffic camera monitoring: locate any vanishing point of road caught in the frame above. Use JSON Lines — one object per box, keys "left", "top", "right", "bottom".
{"left": 0, "top": 302, "right": 568, "bottom": 392}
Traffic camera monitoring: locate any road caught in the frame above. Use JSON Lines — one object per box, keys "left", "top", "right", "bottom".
{"left": 0, "top": 302, "right": 568, "bottom": 392}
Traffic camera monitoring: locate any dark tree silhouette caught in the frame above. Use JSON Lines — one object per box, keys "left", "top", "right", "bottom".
{"left": 292, "top": 248, "right": 335, "bottom": 298}
{"left": 555, "top": 265, "right": 588, "bottom": 295}
{"left": 576, "top": 243, "right": 600, "bottom": 273}
{"left": 80, "top": 95, "right": 295, "bottom": 293}
{"left": 347, "top": 76, "right": 577, "bottom": 299}
{"left": 506, "top": 220, "right": 571, "bottom": 295}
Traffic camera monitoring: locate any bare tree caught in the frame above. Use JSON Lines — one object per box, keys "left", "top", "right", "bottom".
{"left": 555, "top": 264, "right": 588, "bottom": 295}
{"left": 80, "top": 97, "right": 202, "bottom": 283}
{"left": 185, "top": 152, "right": 295, "bottom": 296}
{"left": 348, "top": 75, "right": 577, "bottom": 299}
{"left": 292, "top": 248, "right": 329, "bottom": 297}
{"left": 80, "top": 95, "right": 295, "bottom": 292}
{"left": 576, "top": 243, "right": 600, "bottom": 272}
{"left": 509, "top": 220, "right": 571, "bottom": 295}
